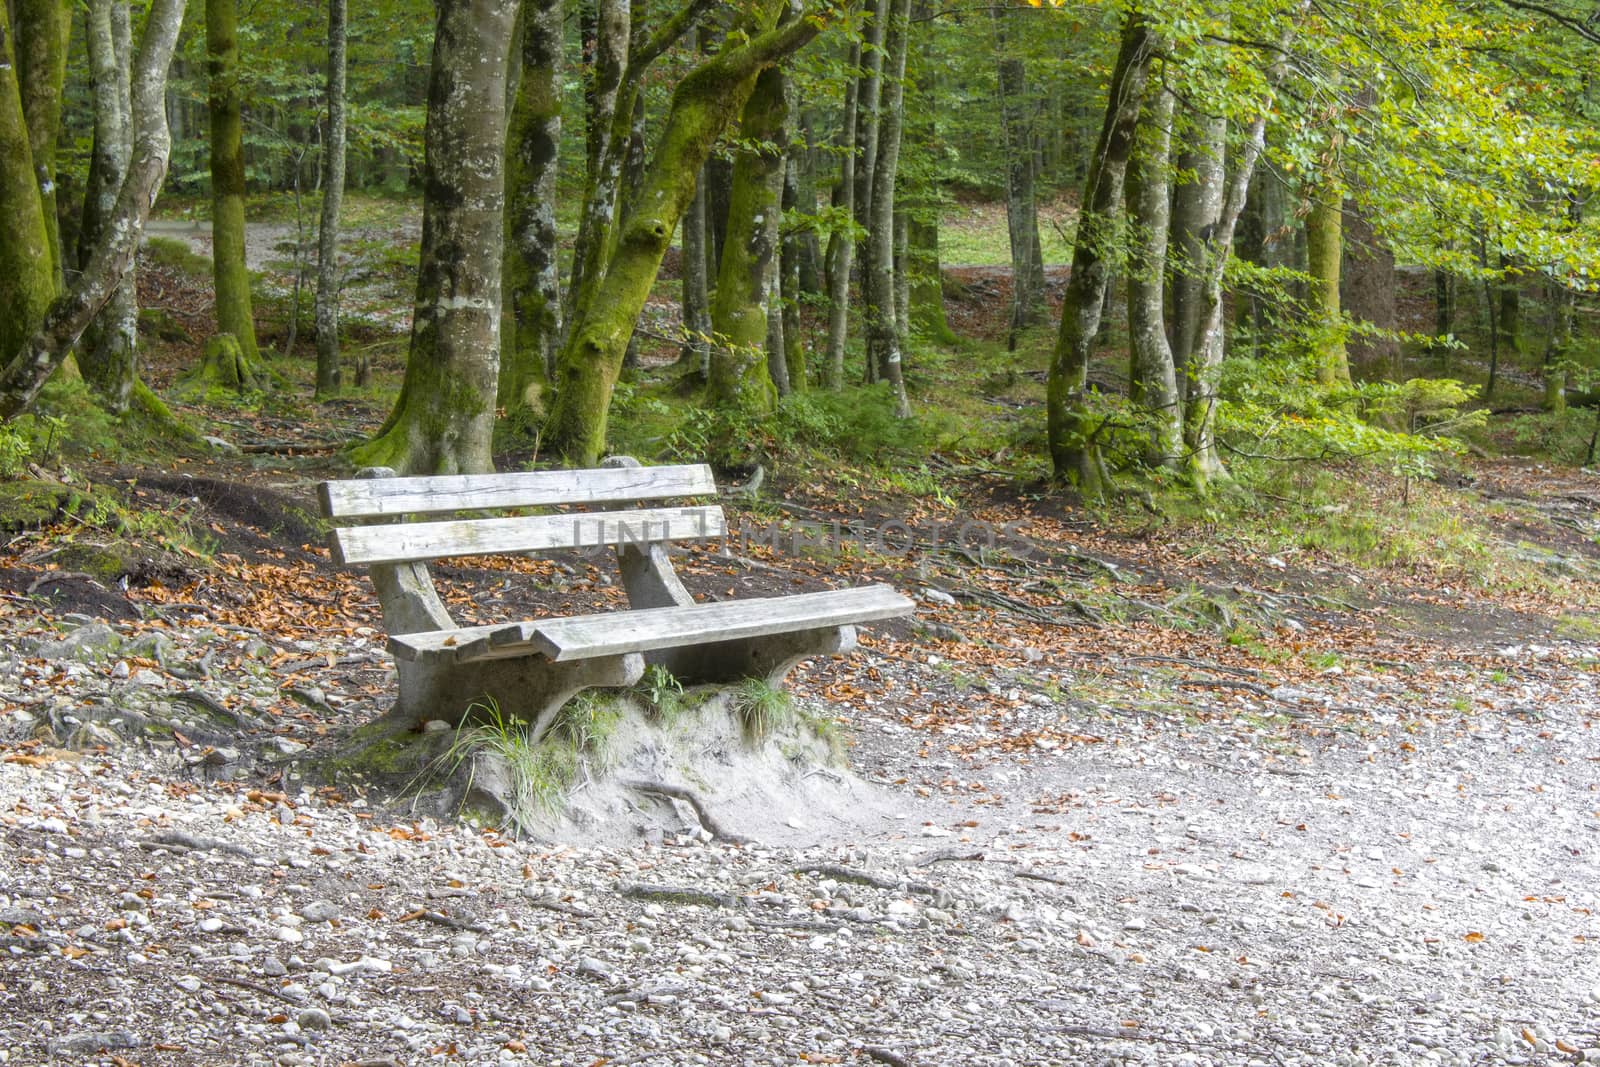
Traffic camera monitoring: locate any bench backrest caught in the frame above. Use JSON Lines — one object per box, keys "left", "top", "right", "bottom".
{"left": 320, "top": 463, "right": 724, "bottom": 567}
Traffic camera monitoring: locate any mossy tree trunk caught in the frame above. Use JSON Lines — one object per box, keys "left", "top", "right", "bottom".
{"left": 864, "top": 0, "right": 911, "bottom": 418}
{"left": 564, "top": 0, "right": 629, "bottom": 330}
{"left": 349, "top": 0, "right": 519, "bottom": 475}
{"left": 0, "top": 1, "right": 57, "bottom": 369}
{"left": 1047, "top": 15, "right": 1153, "bottom": 491}
{"left": 0, "top": 0, "right": 186, "bottom": 422}
{"left": 314, "top": 0, "right": 348, "bottom": 398}
{"left": 781, "top": 155, "right": 807, "bottom": 391}
{"left": 1169, "top": 112, "right": 1225, "bottom": 392}
{"left": 14, "top": 0, "right": 69, "bottom": 290}
{"left": 1126, "top": 79, "right": 1181, "bottom": 469}
{"left": 1306, "top": 170, "right": 1349, "bottom": 385}
{"left": 500, "top": 0, "right": 563, "bottom": 426}
{"left": 78, "top": 0, "right": 138, "bottom": 413}
{"left": 541, "top": 7, "right": 824, "bottom": 465}
{"left": 679, "top": 163, "right": 712, "bottom": 376}
{"left": 709, "top": 64, "right": 788, "bottom": 416}
{"left": 206, "top": 0, "right": 262, "bottom": 369}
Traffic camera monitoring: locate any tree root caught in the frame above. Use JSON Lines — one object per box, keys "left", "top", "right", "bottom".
{"left": 620, "top": 779, "right": 753, "bottom": 845}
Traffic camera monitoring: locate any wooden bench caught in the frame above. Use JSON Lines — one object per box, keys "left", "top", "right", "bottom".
{"left": 318, "top": 458, "right": 914, "bottom": 740}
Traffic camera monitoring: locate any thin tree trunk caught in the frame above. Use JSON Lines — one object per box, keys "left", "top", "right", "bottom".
{"left": 679, "top": 164, "right": 711, "bottom": 376}
{"left": 349, "top": 0, "right": 519, "bottom": 474}
{"left": 993, "top": 7, "right": 1046, "bottom": 344}
{"left": 314, "top": 0, "right": 347, "bottom": 397}
{"left": 709, "top": 64, "right": 788, "bottom": 415}
{"left": 1306, "top": 172, "right": 1348, "bottom": 384}
{"left": 1046, "top": 15, "right": 1153, "bottom": 490}
{"left": 564, "top": 0, "right": 629, "bottom": 329}
{"left": 500, "top": 0, "right": 563, "bottom": 422}
{"left": 795, "top": 109, "right": 822, "bottom": 293}
{"left": 542, "top": 8, "right": 822, "bottom": 464}
{"left": 823, "top": 42, "right": 859, "bottom": 390}
{"left": 781, "top": 152, "right": 806, "bottom": 391}
{"left": 865, "top": 0, "right": 911, "bottom": 418}
{"left": 78, "top": 0, "right": 137, "bottom": 412}
{"left": 765, "top": 259, "right": 790, "bottom": 396}
{"left": 206, "top": 0, "right": 261, "bottom": 366}
{"left": 0, "top": 0, "right": 186, "bottom": 420}
{"left": 1340, "top": 198, "right": 1398, "bottom": 377}
{"left": 1125, "top": 80, "right": 1180, "bottom": 468}
{"left": 851, "top": 0, "right": 887, "bottom": 248}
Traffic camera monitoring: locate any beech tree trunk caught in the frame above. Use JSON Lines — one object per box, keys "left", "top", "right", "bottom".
{"left": 679, "top": 164, "right": 711, "bottom": 375}
{"left": 0, "top": 0, "right": 186, "bottom": 421}
{"left": 993, "top": 8, "right": 1046, "bottom": 344}
{"left": 0, "top": 2, "right": 59, "bottom": 368}
{"left": 206, "top": 0, "right": 262, "bottom": 368}
{"left": 865, "top": 0, "right": 911, "bottom": 417}
{"left": 541, "top": 7, "right": 822, "bottom": 465}
{"left": 349, "top": 0, "right": 519, "bottom": 475}
{"left": 709, "top": 64, "right": 787, "bottom": 415}
{"left": 565, "top": 0, "right": 629, "bottom": 327}
{"left": 1126, "top": 81, "right": 1180, "bottom": 468}
{"left": 14, "top": 0, "right": 69, "bottom": 289}
{"left": 500, "top": 0, "right": 563, "bottom": 423}
{"left": 1169, "top": 112, "right": 1225, "bottom": 387}
{"left": 78, "top": 0, "right": 138, "bottom": 412}
{"left": 1047, "top": 15, "right": 1153, "bottom": 490}
{"left": 851, "top": 0, "right": 887, "bottom": 251}
{"left": 314, "top": 0, "right": 348, "bottom": 397}
{"left": 1306, "top": 172, "right": 1349, "bottom": 384}
{"left": 780, "top": 153, "right": 807, "bottom": 390}
{"left": 823, "top": 42, "right": 859, "bottom": 389}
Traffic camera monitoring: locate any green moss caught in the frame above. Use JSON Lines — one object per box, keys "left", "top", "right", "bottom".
{"left": 51, "top": 541, "right": 140, "bottom": 580}
{"left": 0, "top": 481, "right": 91, "bottom": 532}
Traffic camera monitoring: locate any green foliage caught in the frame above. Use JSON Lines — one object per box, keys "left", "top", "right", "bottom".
{"left": 0, "top": 421, "right": 34, "bottom": 477}
{"left": 729, "top": 678, "right": 795, "bottom": 740}
{"left": 432, "top": 699, "right": 575, "bottom": 836}
{"left": 548, "top": 692, "right": 624, "bottom": 760}
{"left": 631, "top": 664, "right": 687, "bottom": 723}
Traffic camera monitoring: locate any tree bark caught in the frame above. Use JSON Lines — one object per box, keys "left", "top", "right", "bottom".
{"left": 1306, "top": 173, "right": 1349, "bottom": 384}
{"left": 1340, "top": 198, "right": 1398, "bottom": 377}
{"left": 0, "top": 1, "right": 58, "bottom": 368}
{"left": 1169, "top": 112, "right": 1224, "bottom": 388}
{"left": 206, "top": 0, "right": 262, "bottom": 367}
{"left": 0, "top": 0, "right": 186, "bottom": 421}
{"left": 851, "top": 0, "right": 887, "bottom": 249}
{"left": 349, "top": 0, "right": 519, "bottom": 475}
{"left": 78, "top": 0, "right": 137, "bottom": 413}
{"left": 679, "top": 163, "right": 711, "bottom": 375}
{"left": 865, "top": 0, "right": 911, "bottom": 417}
{"left": 541, "top": 7, "right": 823, "bottom": 465}
{"left": 1046, "top": 15, "right": 1153, "bottom": 490}
{"left": 314, "top": 0, "right": 348, "bottom": 397}
{"left": 780, "top": 151, "right": 807, "bottom": 390}
{"left": 500, "top": 0, "right": 563, "bottom": 424}
{"left": 14, "top": 0, "right": 69, "bottom": 289}
{"left": 993, "top": 8, "right": 1046, "bottom": 344}
{"left": 1126, "top": 80, "right": 1180, "bottom": 468}
{"left": 709, "top": 63, "right": 787, "bottom": 415}
{"left": 566, "top": 0, "right": 629, "bottom": 327}
{"left": 823, "top": 41, "right": 859, "bottom": 390}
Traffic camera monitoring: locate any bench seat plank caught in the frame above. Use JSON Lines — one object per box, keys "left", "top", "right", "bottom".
{"left": 334, "top": 505, "right": 726, "bottom": 566}
{"left": 390, "top": 584, "right": 913, "bottom": 664}
{"left": 320, "top": 464, "right": 716, "bottom": 519}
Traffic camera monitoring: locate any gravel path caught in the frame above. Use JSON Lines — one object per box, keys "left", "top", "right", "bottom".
{"left": 4, "top": 611, "right": 1598, "bottom": 1066}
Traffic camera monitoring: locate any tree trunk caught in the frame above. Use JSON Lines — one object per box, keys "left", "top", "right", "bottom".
{"left": 1434, "top": 268, "right": 1453, "bottom": 342}
{"left": 0, "top": 0, "right": 186, "bottom": 421}
{"left": 679, "top": 164, "right": 711, "bottom": 375}
{"left": 0, "top": 2, "right": 59, "bottom": 368}
{"left": 349, "top": 0, "right": 518, "bottom": 475}
{"left": 851, "top": 0, "right": 887, "bottom": 248}
{"left": 1543, "top": 281, "right": 1573, "bottom": 413}
{"left": 765, "top": 260, "right": 790, "bottom": 396}
{"left": 566, "top": 0, "right": 629, "bottom": 327}
{"left": 709, "top": 64, "right": 787, "bottom": 415}
{"left": 1179, "top": 58, "right": 1284, "bottom": 492}
{"left": 314, "top": 0, "right": 348, "bottom": 398}
{"left": 499, "top": 0, "right": 563, "bottom": 424}
{"left": 1169, "top": 112, "right": 1225, "bottom": 388}
{"left": 206, "top": 0, "right": 261, "bottom": 367}
{"left": 1306, "top": 173, "right": 1348, "bottom": 384}
{"left": 823, "top": 42, "right": 859, "bottom": 390}
{"left": 1046, "top": 15, "right": 1153, "bottom": 490}
{"left": 993, "top": 8, "right": 1046, "bottom": 343}
{"left": 78, "top": 0, "right": 137, "bottom": 413}
{"left": 1497, "top": 253, "right": 1522, "bottom": 356}
{"left": 780, "top": 153, "right": 807, "bottom": 390}
{"left": 795, "top": 109, "right": 822, "bottom": 293}
{"left": 865, "top": 0, "right": 911, "bottom": 418}
{"left": 541, "top": 8, "right": 822, "bottom": 465}
{"left": 1125, "top": 80, "right": 1180, "bottom": 468}
{"left": 14, "top": 0, "right": 69, "bottom": 289}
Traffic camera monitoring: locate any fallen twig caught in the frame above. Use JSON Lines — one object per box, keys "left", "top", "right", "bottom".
{"left": 618, "top": 883, "right": 742, "bottom": 909}
{"left": 863, "top": 1046, "right": 916, "bottom": 1067}
{"left": 620, "top": 779, "right": 753, "bottom": 845}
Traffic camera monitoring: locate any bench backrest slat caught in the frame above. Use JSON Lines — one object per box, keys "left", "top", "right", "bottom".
{"left": 319, "top": 464, "right": 716, "bottom": 520}
{"left": 332, "top": 504, "right": 726, "bottom": 566}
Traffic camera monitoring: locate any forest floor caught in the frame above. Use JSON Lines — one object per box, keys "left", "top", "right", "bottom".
{"left": 3, "top": 221, "right": 1600, "bottom": 1065}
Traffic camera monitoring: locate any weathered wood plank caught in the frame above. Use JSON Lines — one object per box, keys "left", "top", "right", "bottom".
{"left": 318, "top": 464, "right": 717, "bottom": 519}
{"left": 388, "top": 585, "right": 914, "bottom": 664}
{"left": 333, "top": 505, "right": 726, "bottom": 566}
